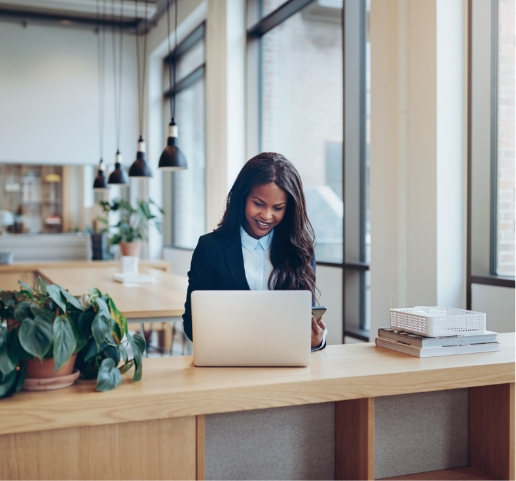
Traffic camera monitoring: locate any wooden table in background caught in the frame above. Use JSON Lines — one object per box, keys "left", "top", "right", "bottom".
{"left": 0, "top": 260, "right": 171, "bottom": 292}
{"left": 0, "top": 333, "right": 513, "bottom": 480}
{"left": 0, "top": 261, "right": 188, "bottom": 353}
{"left": 39, "top": 265, "right": 189, "bottom": 354}
{"left": 37, "top": 266, "right": 187, "bottom": 319}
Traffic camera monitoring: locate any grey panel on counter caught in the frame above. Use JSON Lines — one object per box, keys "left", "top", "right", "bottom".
{"left": 374, "top": 388, "right": 469, "bottom": 479}
{"left": 205, "top": 402, "right": 335, "bottom": 480}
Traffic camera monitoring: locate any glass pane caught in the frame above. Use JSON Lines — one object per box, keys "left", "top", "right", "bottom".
{"left": 164, "top": 40, "right": 205, "bottom": 90}
{"left": 496, "top": 0, "right": 515, "bottom": 276}
{"left": 260, "top": 2, "right": 343, "bottom": 263}
{"left": 177, "top": 40, "right": 205, "bottom": 82}
{"left": 261, "top": 0, "right": 289, "bottom": 18}
{"left": 171, "top": 78, "right": 206, "bottom": 249}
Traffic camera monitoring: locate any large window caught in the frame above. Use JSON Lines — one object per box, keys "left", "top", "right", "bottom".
{"left": 258, "top": 1, "right": 343, "bottom": 263}
{"left": 468, "top": 0, "right": 515, "bottom": 306}
{"left": 163, "top": 23, "right": 206, "bottom": 249}
{"left": 248, "top": 0, "right": 370, "bottom": 340}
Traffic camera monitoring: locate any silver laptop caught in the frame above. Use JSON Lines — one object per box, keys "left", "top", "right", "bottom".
{"left": 192, "top": 290, "right": 312, "bottom": 367}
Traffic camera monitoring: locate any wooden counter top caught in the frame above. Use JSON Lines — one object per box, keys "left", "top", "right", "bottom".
{"left": 0, "top": 333, "right": 513, "bottom": 436}
{"left": 0, "top": 260, "right": 171, "bottom": 273}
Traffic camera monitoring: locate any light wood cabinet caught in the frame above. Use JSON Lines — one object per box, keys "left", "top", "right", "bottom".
{"left": 0, "top": 333, "right": 513, "bottom": 480}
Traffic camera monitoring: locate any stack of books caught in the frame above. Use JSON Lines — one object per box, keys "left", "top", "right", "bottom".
{"left": 375, "top": 328, "right": 500, "bottom": 357}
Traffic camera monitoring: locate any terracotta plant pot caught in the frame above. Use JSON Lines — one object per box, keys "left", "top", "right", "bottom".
{"left": 25, "top": 353, "right": 77, "bottom": 379}
{"left": 119, "top": 242, "right": 142, "bottom": 257}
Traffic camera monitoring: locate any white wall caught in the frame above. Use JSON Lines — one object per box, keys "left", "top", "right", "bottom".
{"left": 0, "top": 21, "right": 138, "bottom": 167}
{"left": 472, "top": 284, "right": 515, "bottom": 333}
{"left": 370, "top": 0, "right": 467, "bottom": 336}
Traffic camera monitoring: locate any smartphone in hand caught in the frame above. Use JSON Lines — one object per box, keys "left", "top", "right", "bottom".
{"left": 312, "top": 306, "right": 327, "bottom": 321}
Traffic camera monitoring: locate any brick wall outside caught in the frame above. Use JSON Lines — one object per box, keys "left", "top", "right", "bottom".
{"left": 497, "top": 0, "right": 515, "bottom": 276}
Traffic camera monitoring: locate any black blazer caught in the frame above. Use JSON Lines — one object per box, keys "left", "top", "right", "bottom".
{"left": 182, "top": 230, "right": 317, "bottom": 342}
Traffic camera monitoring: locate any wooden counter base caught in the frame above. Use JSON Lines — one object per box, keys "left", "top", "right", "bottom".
{"left": 0, "top": 417, "right": 196, "bottom": 480}
{"left": 0, "top": 335, "right": 513, "bottom": 480}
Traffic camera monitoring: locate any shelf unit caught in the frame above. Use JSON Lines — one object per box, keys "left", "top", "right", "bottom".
{"left": 0, "top": 164, "right": 63, "bottom": 234}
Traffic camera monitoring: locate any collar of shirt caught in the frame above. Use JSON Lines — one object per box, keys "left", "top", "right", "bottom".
{"left": 240, "top": 225, "right": 274, "bottom": 252}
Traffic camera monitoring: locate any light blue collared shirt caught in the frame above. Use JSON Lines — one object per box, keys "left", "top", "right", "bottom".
{"left": 240, "top": 226, "right": 327, "bottom": 351}
{"left": 240, "top": 226, "right": 274, "bottom": 290}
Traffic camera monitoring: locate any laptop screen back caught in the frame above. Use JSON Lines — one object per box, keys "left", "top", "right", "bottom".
{"left": 192, "top": 290, "right": 312, "bottom": 367}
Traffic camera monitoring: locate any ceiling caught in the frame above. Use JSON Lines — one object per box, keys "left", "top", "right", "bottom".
{"left": 0, "top": 0, "right": 164, "bottom": 32}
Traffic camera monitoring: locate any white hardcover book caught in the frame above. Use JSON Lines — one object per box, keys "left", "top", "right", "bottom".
{"left": 378, "top": 327, "right": 498, "bottom": 348}
{"left": 375, "top": 337, "right": 500, "bottom": 357}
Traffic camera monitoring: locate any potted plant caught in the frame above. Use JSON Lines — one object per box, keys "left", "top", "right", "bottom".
{"left": 98, "top": 198, "right": 163, "bottom": 257}
{"left": 0, "top": 278, "right": 145, "bottom": 399}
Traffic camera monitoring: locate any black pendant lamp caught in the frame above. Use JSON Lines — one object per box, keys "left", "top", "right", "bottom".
{"left": 129, "top": 0, "right": 152, "bottom": 178}
{"left": 93, "top": 159, "right": 108, "bottom": 190}
{"left": 93, "top": 0, "right": 109, "bottom": 190}
{"left": 108, "top": 150, "right": 129, "bottom": 184}
{"left": 159, "top": 0, "right": 187, "bottom": 171}
{"left": 129, "top": 136, "right": 152, "bottom": 177}
{"left": 108, "top": 1, "right": 129, "bottom": 186}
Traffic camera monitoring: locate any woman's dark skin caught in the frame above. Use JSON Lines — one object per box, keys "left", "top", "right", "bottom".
{"left": 243, "top": 182, "right": 325, "bottom": 348}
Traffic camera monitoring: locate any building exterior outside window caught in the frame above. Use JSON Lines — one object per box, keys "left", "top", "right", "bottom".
{"left": 496, "top": 0, "right": 515, "bottom": 276}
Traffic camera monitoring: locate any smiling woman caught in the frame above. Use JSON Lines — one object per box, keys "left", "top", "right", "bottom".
{"left": 182, "top": 152, "right": 327, "bottom": 350}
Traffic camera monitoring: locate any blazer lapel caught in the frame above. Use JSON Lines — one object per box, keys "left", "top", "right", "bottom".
{"left": 224, "top": 233, "right": 250, "bottom": 290}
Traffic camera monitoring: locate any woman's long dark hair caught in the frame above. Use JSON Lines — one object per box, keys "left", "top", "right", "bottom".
{"left": 216, "top": 152, "right": 316, "bottom": 296}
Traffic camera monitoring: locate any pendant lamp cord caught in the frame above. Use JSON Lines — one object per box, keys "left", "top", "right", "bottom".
{"left": 111, "top": 0, "right": 124, "bottom": 152}
{"left": 97, "top": 0, "right": 106, "bottom": 161}
{"left": 135, "top": 0, "right": 148, "bottom": 138}
{"left": 166, "top": 0, "right": 178, "bottom": 123}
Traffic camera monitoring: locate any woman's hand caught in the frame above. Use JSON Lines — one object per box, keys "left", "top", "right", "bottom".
{"left": 311, "top": 315, "right": 326, "bottom": 348}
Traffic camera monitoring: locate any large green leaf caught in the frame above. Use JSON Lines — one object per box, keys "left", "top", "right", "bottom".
{"left": 18, "top": 315, "right": 53, "bottom": 360}
{"left": 132, "top": 333, "right": 146, "bottom": 356}
{"left": 127, "top": 333, "right": 143, "bottom": 383}
{"left": 30, "top": 305, "right": 54, "bottom": 323}
{"left": 7, "top": 330, "right": 33, "bottom": 360}
{"left": 119, "top": 344, "right": 128, "bottom": 364}
{"left": 77, "top": 309, "right": 95, "bottom": 339}
{"left": 0, "top": 328, "right": 16, "bottom": 377}
{"left": 91, "top": 311, "right": 113, "bottom": 349}
{"left": 46, "top": 284, "right": 67, "bottom": 314}
{"left": 14, "top": 301, "right": 33, "bottom": 322}
{"left": 102, "top": 345, "right": 120, "bottom": 366}
{"left": 96, "top": 358, "right": 121, "bottom": 392}
{"left": 59, "top": 288, "right": 83, "bottom": 311}
{"left": 68, "top": 315, "right": 87, "bottom": 352}
{"left": 95, "top": 297, "right": 110, "bottom": 316}
{"left": 52, "top": 316, "right": 76, "bottom": 372}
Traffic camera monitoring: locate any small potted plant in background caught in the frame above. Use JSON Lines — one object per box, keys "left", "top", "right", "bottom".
{"left": 98, "top": 198, "right": 163, "bottom": 257}
{"left": 0, "top": 279, "right": 145, "bottom": 398}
